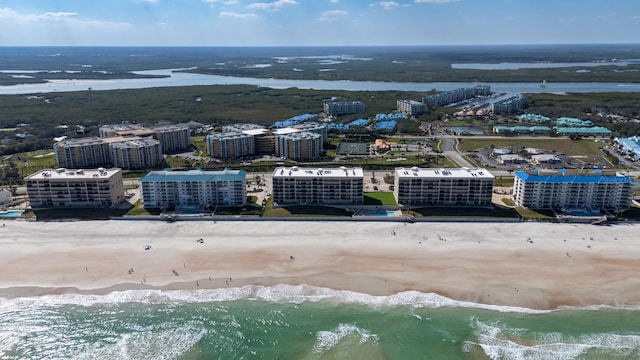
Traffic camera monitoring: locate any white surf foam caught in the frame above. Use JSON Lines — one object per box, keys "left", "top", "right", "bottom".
{"left": 313, "top": 323, "right": 378, "bottom": 354}
{"left": 465, "top": 317, "right": 640, "bottom": 360}
{"left": 0, "top": 284, "right": 590, "bottom": 314}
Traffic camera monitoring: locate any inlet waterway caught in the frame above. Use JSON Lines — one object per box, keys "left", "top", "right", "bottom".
{"left": 1, "top": 68, "right": 640, "bottom": 95}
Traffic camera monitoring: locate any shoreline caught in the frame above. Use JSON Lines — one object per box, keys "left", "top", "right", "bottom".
{"left": 2, "top": 220, "right": 640, "bottom": 310}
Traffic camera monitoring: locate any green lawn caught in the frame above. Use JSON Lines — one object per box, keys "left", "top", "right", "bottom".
{"left": 363, "top": 192, "right": 397, "bottom": 205}
{"left": 458, "top": 138, "right": 606, "bottom": 156}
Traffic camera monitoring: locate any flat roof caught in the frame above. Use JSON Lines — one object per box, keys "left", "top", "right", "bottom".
{"left": 273, "top": 166, "right": 364, "bottom": 179}
{"left": 242, "top": 128, "right": 270, "bottom": 136}
{"left": 141, "top": 169, "right": 246, "bottom": 182}
{"left": 25, "top": 168, "right": 121, "bottom": 180}
{"left": 515, "top": 170, "right": 633, "bottom": 184}
{"left": 395, "top": 167, "right": 494, "bottom": 179}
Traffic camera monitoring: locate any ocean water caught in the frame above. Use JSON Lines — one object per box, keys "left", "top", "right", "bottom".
{"left": 2, "top": 285, "right": 640, "bottom": 360}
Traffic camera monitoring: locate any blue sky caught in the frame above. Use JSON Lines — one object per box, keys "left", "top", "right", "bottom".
{"left": 1, "top": 0, "right": 639, "bottom": 46}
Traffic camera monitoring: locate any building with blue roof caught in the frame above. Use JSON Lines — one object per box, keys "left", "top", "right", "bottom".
{"left": 140, "top": 169, "right": 247, "bottom": 208}
{"left": 554, "top": 117, "right": 593, "bottom": 127}
{"left": 517, "top": 114, "right": 550, "bottom": 122}
{"left": 375, "top": 120, "right": 397, "bottom": 131}
{"left": 493, "top": 125, "right": 551, "bottom": 135}
{"left": 614, "top": 136, "right": 640, "bottom": 162}
{"left": 348, "top": 119, "right": 371, "bottom": 127}
{"left": 512, "top": 170, "right": 633, "bottom": 211}
{"left": 555, "top": 126, "right": 611, "bottom": 136}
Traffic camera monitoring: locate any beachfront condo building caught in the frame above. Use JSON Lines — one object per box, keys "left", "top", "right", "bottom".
{"left": 397, "top": 100, "right": 427, "bottom": 116}
{"left": 393, "top": 167, "right": 495, "bottom": 207}
{"left": 272, "top": 166, "right": 364, "bottom": 205}
{"left": 275, "top": 131, "right": 323, "bottom": 160}
{"left": 512, "top": 170, "right": 634, "bottom": 211}
{"left": 99, "top": 123, "right": 191, "bottom": 153}
{"left": 206, "top": 132, "right": 255, "bottom": 159}
{"left": 25, "top": 168, "right": 125, "bottom": 208}
{"left": 140, "top": 169, "right": 247, "bottom": 208}
{"left": 323, "top": 101, "right": 365, "bottom": 116}
{"left": 108, "top": 137, "right": 164, "bottom": 170}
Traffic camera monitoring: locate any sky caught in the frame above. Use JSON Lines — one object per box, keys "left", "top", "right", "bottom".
{"left": 0, "top": 0, "right": 639, "bottom": 46}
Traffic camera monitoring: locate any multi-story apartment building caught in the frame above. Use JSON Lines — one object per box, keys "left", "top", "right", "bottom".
{"left": 108, "top": 137, "right": 163, "bottom": 170}
{"left": 140, "top": 169, "right": 247, "bottom": 208}
{"left": 272, "top": 166, "right": 364, "bottom": 205}
{"left": 25, "top": 168, "right": 124, "bottom": 208}
{"left": 512, "top": 170, "right": 634, "bottom": 211}
{"left": 54, "top": 137, "right": 111, "bottom": 169}
{"left": 275, "top": 131, "right": 323, "bottom": 160}
{"left": 394, "top": 167, "right": 494, "bottom": 207}
{"left": 290, "top": 122, "right": 328, "bottom": 143}
{"left": 206, "top": 132, "right": 255, "bottom": 159}
{"left": 99, "top": 124, "right": 191, "bottom": 153}
{"left": 423, "top": 86, "right": 491, "bottom": 109}
{"left": 397, "top": 100, "right": 427, "bottom": 116}
{"left": 323, "top": 101, "right": 365, "bottom": 116}
{"left": 493, "top": 95, "right": 528, "bottom": 115}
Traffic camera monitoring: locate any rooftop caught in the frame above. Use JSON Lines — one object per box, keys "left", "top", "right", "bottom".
{"left": 141, "top": 169, "right": 247, "bottom": 183}
{"left": 395, "top": 167, "right": 494, "bottom": 179}
{"left": 515, "top": 170, "right": 633, "bottom": 184}
{"left": 273, "top": 166, "right": 364, "bottom": 179}
{"left": 26, "top": 168, "right": 121, "bottom": 180}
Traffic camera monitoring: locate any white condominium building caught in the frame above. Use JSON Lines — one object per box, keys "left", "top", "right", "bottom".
{"left": 272, "top": 166, "right": 364, "bottom": 205}
{"left": 206, "top": 132, "right": 255, "bottom": 159}
{"left": 275, "top": 131, "right": 323, "bottom": 160}
{"left": 394, "top": 167, "right": 494, "bottom": 207}
{"left": 25, "top": 168, "right": 124, "bottom": 208}
{"left": 323, "top": 101, "right": 365, "bottom": 116}
{"left": 140, "top": 169, "right": 247, "bottom": 208}
{"left": 513, "top": 170, "right": 634, "bottom": 211}
{"left": 99, "top": 123, "right": 191, "bottom": 153}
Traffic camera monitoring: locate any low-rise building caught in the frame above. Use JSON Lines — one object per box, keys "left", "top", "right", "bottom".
{"left": 497, "top": 154, "right": 526, "bottom": 165}
{"left": 25, "top": 168, "right": 124, "bottom": 208}
{"left": 272, "top": 166, "right": 364, "bottom": 205}
{"left": 512, "top": 170, "right": 633, "bottom": 211}
{"left": 393, "top": 167, "right": 494, "bottom": 207}
{"left": 140, "top": 169, "right": 247, "bottom": 208}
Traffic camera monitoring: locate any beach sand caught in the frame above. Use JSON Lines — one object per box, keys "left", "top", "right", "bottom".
{"left": 1, "top": 219, "right": 639, "bottom": 310}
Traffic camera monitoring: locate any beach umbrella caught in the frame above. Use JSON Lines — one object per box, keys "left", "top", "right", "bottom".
{"left": 558, "top": 168, "right": 568, "bottom": 176}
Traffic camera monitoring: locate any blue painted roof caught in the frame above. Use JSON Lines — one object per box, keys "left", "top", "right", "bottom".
{"left": 375, "top": 120, "right": 397, "bottom": 130}
{"left": 348, "top": 119, "right": 371, "bottom": 127}
{"left": 141, "top": 169, "right": 246, "bottom": 182}
{"left": 515, "top": 170, "right": 633, "bottom": 184}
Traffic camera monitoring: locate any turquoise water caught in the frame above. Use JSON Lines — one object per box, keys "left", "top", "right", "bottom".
{"left": 369, "top": 211, "right": 397, "bottom": 217}
{"left": 0, "top": 211, "right": 22, "bottom": 217}
{"left": 2, "top": 286, "right": 640, "bottom": 360}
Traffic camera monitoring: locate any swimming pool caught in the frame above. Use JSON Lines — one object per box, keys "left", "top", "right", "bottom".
{"left": 0, "top": 210, "right": 23, "bottom": 217}
{"left": 368, "top": 211, "right": 397, "bottom": 217}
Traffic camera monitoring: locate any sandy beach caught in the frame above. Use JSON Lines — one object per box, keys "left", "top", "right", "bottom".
{"left": 1, "top": 219, "right": 639, "bottom": 310}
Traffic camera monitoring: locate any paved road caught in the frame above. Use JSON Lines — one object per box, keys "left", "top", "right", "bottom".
{"left": 440, "top": 135, "right": 475, "bottom": 168}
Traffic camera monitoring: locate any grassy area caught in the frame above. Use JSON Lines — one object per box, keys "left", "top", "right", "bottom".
{"left": 458, "top": 138, "right": 606, "bottom": 156}
{"left": 513, "top": 207, "right": 554, "bottom": 220}
{"left": 363, "top": 192, "right": 397, "bottom": 206}
{"left": 494, "top": 177, "right": 515, "bottom": 187}
{"left": 408, "top": 206, "right": 519, "bottom": 218}
{"left": 263, "top": 205, "right": 351, "bottom": 217}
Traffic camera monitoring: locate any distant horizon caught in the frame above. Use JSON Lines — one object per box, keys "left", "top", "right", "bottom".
{"left": 2, "top": 43, "right": 640, "bottom": 48}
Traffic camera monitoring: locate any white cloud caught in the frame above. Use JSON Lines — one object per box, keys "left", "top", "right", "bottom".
{"left": 246, "top": 0, "right": 298, "bottom": 11}
{"left": 415, "top": 0, "right": 459, "bottom": 3}
{"left": 317, "top": 9, "right": 348, "bottom": 21}
{"left": 329, "top": 0, "right": 338, "bottom": 2}
{"left": 370, "top": 2, "right": 399, "bottom": 10}
{"left": 136, "top": 0, "right": 158, "bottom": 3}
{"left": 220, "top": 11, "right": 259, "bottom": 19}
{"left": 0, "top": 7, "right": 127, "bottom": 26}
{"left": 203, "top": 0, "right": 239, "bottom": 6}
